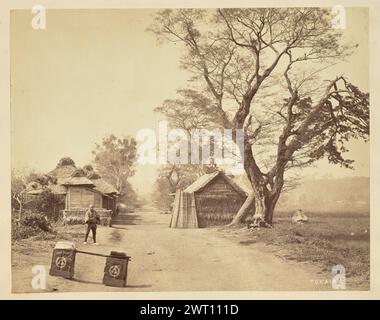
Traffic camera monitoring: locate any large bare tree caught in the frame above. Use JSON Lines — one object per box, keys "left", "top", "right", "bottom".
{"left": 150, "top": 8, "right": 369, "bottom": 226}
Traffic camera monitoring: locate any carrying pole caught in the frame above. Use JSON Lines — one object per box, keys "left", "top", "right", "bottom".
{"left": 75, "top": 249, "right": 131, "bottom": 260}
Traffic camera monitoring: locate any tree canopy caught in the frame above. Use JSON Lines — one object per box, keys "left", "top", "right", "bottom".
{"left": 151, "top": 8, "right": 369, "bottom": 225}
{"left": 92, "top": 134, "right": 138, "bottom": 201}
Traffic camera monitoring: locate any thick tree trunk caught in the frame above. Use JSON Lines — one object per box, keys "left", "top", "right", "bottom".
{"left": 250, "top": 188, "right": 269, "bottom": 227}
{"left": 229, "top": 181, "right": 280, "bottom": 227}
{"left": 251, "top": 170, "right": 284, "bottom": 227}
{"left": 251, "top": 191, "right": 278, "bottom": 227}
{"left": 229, "top": 124, "right": 284, "bottom": 227}
{"left": 230, "top": 132, "right": 284, "bottom": 227}
{"left": 229, "top": 193, "right": 255, "bottom": 226}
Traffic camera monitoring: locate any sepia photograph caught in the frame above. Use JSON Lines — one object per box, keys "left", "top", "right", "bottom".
{"left": 1, "top": 1, "right": 375, "bottom": 298}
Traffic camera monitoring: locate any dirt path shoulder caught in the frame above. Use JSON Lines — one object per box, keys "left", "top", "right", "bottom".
{"left": 12, "top": 207, "right": 332, "bottom": 293}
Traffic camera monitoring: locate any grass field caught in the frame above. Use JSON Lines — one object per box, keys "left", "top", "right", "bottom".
{"left": 222, "top": 210, "right": 370, "bottom": 290}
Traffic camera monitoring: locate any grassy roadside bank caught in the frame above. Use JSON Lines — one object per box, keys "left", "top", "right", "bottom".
{"left": 12, "top": 224, "right": 85, "bottom": 278}
{"left": 220, "top": 211, "right": 370, "bottom": 290}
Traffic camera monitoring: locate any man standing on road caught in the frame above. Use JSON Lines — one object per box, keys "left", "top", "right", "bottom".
{"left": 84, "top": 204, "right": 100, "bottom": 245}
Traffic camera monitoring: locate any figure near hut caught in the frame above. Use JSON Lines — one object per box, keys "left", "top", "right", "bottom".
{"left": 84, "top": 205, "right": 100, "bottom": 245}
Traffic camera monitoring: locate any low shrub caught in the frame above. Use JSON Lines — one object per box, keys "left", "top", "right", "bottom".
{"left": 64, "top": 216, "right": 110, "bottom": 226}
{"left": 22, "top": 213, "right": 52, "bottom": 232}
{"left": 12, "top": 224, "right": 39, "bottom": 241}
{"left": 64, "top": 216, "right": 85, "bottom": 225}
{"left": 12, "top": 212, "right": 53, "bottom": 241}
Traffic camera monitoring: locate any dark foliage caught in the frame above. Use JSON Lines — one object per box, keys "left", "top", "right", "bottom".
{"left": 12, "top": 212, "right": 53, "bottom": 241}
{"left": 57, "top": 157, "right": 76, "bottom": 167}
{"left": 35, "top": 190, "right": 65, "bottom": 220}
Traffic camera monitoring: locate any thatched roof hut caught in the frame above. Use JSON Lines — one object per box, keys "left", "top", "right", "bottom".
{"left": 48, "top": 184, "right": 67, "bottom": 195}
{"left": 26, "top": 158, "right": 119, "bottom": 218}
{"left": 86, "top": 175, "right": 119, "bottom": 214}
{"left": 48, "top": 163, "right": 76, "bottom": 184}
{"left": 61, "top": 176, "right": 95, "bottom": 186}
{"left": 171, "top": 171, "right": 248, "bottom": 228}
{"left": 184, "top": 171, "right": 247, "bottom": 195}
{"left": 91, "top": 178, "right": 119, "bottom": 195}
{"left": 25, "top": 187, "right": 44, "bottom": 195}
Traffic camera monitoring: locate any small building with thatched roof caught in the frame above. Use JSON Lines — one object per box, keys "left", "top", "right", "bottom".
{"left": 171, "top": 170, "right": 248, "bottom": 228}
{"left": 87, "top": 171, "right": 119, "bottom": 214}
{"left": 25, "top": 158, "right": 119, "bottom": 224}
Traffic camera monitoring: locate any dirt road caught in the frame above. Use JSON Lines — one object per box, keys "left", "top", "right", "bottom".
{"left": 12, "top": 206, "right": 330, "bottom": 292}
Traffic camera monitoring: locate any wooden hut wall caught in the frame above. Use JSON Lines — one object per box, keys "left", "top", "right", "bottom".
{"left": 93, "top": 191, "right": 102, "bottom": 208}
{"left": 101, "top": 195, "right": 116, "bottom": 214}
{"left": 65, "top": 192, "right": 69, "bottom": 209}
{"left": 170, "top": 190, "right": 181, "bottom": 228}
{"left": 170, "top": 190, "right": 198, "bottom": 228}
{"left": 194, "top": 175, "right": 246, "bottom": 227}
{"left": 110, "top": 197, "right": 116, "bottom": 214}
{"left": 67, "top": 186, "right": 103, "bottom": 209}
{"left": 102, "top": 196, "right": 109, "bottom": 210}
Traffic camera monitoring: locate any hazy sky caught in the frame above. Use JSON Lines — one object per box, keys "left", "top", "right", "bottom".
{"left": 11, "top": 8, "right": 369, "bottom": 195}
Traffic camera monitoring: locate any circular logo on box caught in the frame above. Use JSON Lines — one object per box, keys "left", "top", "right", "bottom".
{"left": 109, "top": 265, "right": 121, "bottom": 277}
{"left": 56, "top": 256, "right": 67, "bottom": 269}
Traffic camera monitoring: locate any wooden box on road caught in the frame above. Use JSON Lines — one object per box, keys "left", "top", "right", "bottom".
{"left": 49, "top": 242, "right": 76, "bottom": 279}
{"left": 103, "top": 251, "right": 130, "bottom": 287}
